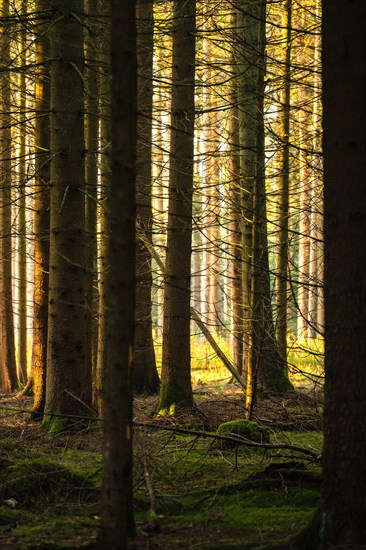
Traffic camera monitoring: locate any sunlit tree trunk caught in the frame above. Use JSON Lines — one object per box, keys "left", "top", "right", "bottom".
{"left": 95, "top": 0, "right": 111, "bottom": 413}
{"left": 275, "top": 0, "right": 292, "bottom": 362}
{"left": 243, "top": 0, "right": 292, "bottom": 415}
{"left": 229, "top": 98, "right": 244, "bottom": 375}
{"left": 237, "top": 0, "right": 258, "bottom": 381}
{"left": 134, "top": 0, "right": 160, "bottom": 394}
{"left": 307, "top": 0, "right": 323, "bottom": 340}
{"left": 44, "top": 0, "right": 92, "bottom": 429}
{"left": 0, "top": 0, "right": 17, "bottom": 393}
{"left": 16, "top": 0, "right": 28, "bottom": 385}
{"left": 157, "top": 0, "right": 196, "bottom": 415}
{"left": 97, "top": 0, "right": 136, "bottom": 546}
{"left": 85, "top": 0, "right": 100, "bottom": 389}
{"left": 28, "top": 0, "right": 51, "bottom": 415}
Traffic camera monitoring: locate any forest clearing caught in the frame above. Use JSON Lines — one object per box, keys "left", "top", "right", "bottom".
{"left": 0, "top": 370, "right": 323, "bottom": 550}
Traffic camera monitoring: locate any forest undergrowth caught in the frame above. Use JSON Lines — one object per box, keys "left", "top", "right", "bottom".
{"left": 0, "top": 381, "right": 323, "bottom": 549}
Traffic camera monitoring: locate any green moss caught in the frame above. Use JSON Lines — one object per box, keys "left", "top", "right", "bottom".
{"left": 156, "top": 382, "right": 193, "bottom": 416}
{"left": 216, "top": 419, "right": 270, "bottom": 448}
{"left": 1, "top": 458, "right": 98, "bottom": 505}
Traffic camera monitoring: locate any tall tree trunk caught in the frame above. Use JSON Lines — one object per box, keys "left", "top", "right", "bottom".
{"left": 97, "top": 0, "right": 136, "bottom": 546}
{"left": 244, "top": 0, "right": 292, "bottom": 415}
{"left": 134, "top": 0, "right": 160, "bottom": 394}
{"left": 28, "top": 0, "right": 51, "bottom": 415}
{"left": 44, "top": 0, "right": 92, "bottom": 429}
{"left": 17, "top": 0, "right": 28, "bottom": 385}
{"left": 275, "top": 0, "right": 292, "bottom": 362}
{"left": 0, "top": 0, "right": 18, "bottom": 393}
{"left": 321, "top": 1, "right": 366, "bottom": 543}
{"left": 157, "top": 0, "right": 196, "bottom": 415}
{"left": 237, "top": 0, "right": 258, "bottom": 381}
{"left": 297, "top": 3, "right": 366, "bottom": 547}
{"left": 84, "top": 0, "right": 100, "bottom": 390}
{"left": 95, "top": 0, "right": 111, "bottom": 413}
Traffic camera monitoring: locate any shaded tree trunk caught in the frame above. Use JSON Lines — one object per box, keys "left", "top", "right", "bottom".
{"left": 44, "top": 0, "right": 92, "bottom": 429}
{"left": 157, "top": 0, "right": 196, "bottom": 415}
{"left": 97, "top": 0, "right": 137, "bottom": 546}
{"left": 134, "top": 0, "right": 159, "bottom": 394}
{"left": 320, "top": 1, "right": 366, "bottom": 545}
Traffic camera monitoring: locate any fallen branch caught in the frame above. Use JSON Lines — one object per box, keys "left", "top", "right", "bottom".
{"left": 135, "top": 420, "right": 321, "bottom": 462}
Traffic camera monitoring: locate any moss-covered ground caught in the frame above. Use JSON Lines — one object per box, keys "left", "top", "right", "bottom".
{"left": 0, "top": 386, "right": 323, "bottom": 549}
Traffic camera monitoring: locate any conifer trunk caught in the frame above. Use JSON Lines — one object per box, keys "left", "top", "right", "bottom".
{"left": 157, "top": 0, "right": 196, "bottom": 415}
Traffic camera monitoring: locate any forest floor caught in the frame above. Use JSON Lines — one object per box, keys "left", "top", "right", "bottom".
{"left": 0, "top": 381, "right": 323, "bottom": 549}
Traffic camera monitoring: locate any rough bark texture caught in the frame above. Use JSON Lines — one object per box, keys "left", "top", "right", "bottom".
{"left": 134, "top": 0, "right": 159, "bottom": 394}
{"left": 84, "top": 0, "right": 100, "bottom": 391}
{"left": 44, "top": 0, "right": 92, "bottom": 428}
{"left": 157, "top": 0, "right": 196, "bottom": 415}
{"left": 97, "top": 0, "right": 136, "bottom": 547}
{"left": 94, "top": 0, "right": 111, "bottom": 413}
{"left": 275, "top": 0, "right": 291, "bottom": 362}
{"left": 17, "top": 0, "right": 28, "bottom": 385}
{"left": 320, "top": 1, "right": 366, "bottom": 546}
{"left": 30, "top": 0, "right": 50, "bottom": 416}
{"left": 245, "top": 0, "right": 292, "bottom": 412}
{"left": 0, "top": 0, "right": 18, "bottom": 393}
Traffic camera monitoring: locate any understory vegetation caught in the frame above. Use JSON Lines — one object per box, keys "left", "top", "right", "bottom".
{"left": 0, "top": 380, "right": 323, "bottom": 549}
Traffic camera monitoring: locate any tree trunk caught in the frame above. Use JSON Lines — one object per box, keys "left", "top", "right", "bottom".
{"left": 44, "top": 0, "right": 92, "bottom": 430}
{"left": 157, "top": 0, "right": 196, "bottom": 415}
{"left": 84, "top": 0, "right": 100, "bottom": 391}
{"left": 134, "top": 0, "right": 160, "bottom": 394}
{"left": 16, "top": 0, "right": 28, "bottom": 385}
{"left": 0, "top": 0, "right": 18, "bottom": 393}
{"left": 30, "top": 0, "right": 51, "bottom": 416}
{"left": 320, "top": 1, "right": 366, "bottom": 545}
{"left": 95, "top": 0, "right": 111, "bottom": 413}
{"left": 275, "top": 0, "right": 292, "bottom": 362}
{"left": 97, "top": 0, "right": 137, "bottom": 546}
{"left": 245, "top": 0, "right": 292, "bottom": 414}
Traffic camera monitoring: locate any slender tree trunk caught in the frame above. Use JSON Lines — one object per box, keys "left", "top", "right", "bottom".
{"left": 245, "top": 1, "right": 292, "bottom": 415}
{"left": 17, "top": 0, "right": 28, "bottom": 384}
{"left": 134, "top": 0, "right": 160, "bottom": 394}
{"left": 85, "top": 0, "right": 100, "bottom": 391}
{"left": 98, "top": 0, "right": 136, "bottom": 546}
{"left": 0, "top": 0, "right": 18, "bottom": 393}
{"left": 95, "top": 0, "right": 111, "bottom": 413}
{"left": 44, "top": 0, "right": 92, "bottom": 429}
{"left": 157, "top": 0, "right": 196, "bottom": 415}
{"left": 28, "top": 0, "right": 51, "bottom": 415}
{"left": 275, "top": 0, "right": 291, "bottom": 362}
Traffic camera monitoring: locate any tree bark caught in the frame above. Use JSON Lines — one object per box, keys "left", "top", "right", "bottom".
{"left": 134, "top": 0, "right": 160, "bottom": 394}
{"left": 44, "top": 0, "right": 92, "bottom": 429}
{"left": 29, "top": 0, "right": 51, "bottom": 415}
{"left": 97, "top": 0, "right": 136, "bottom": 546}
{"left": 320, "top": 1, "right": 366, "bottom": 545}
{"left": 0, "top": 0, "right": 18, "bottom": 393}
{"left": 157, "top": 0, "right": 196, "bottom": 415}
